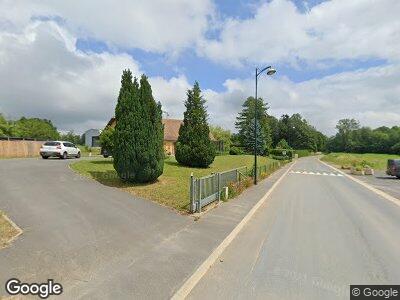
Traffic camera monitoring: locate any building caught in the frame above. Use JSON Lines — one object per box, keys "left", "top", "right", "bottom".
{"left": 83, "top": 129, "right": 101, "bottom": 147}
{"left": 106, "top": 117, "right": 222, "bottom": 155}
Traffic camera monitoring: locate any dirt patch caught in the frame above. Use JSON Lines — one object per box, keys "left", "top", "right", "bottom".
{"left": 0, "top": 211, "right": 22, "bottom": 249}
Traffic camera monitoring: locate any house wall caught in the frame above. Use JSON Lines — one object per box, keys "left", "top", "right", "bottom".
{"left": 84, "top": 129, "right": 100, "bottom": 147}
{"left": 164, "top": 141, "right": 175, "bottom": 155}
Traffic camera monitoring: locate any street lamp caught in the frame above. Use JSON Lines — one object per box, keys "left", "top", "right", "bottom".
{"left": 254, "top": 66, "right": 276, "bottom": 184}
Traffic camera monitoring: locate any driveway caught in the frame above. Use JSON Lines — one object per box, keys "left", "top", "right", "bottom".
{"left": 0, "top": 157, "right": 191, "bottom": 298}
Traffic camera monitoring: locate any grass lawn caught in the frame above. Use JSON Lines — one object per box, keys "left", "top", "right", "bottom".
{"left": 0, "top": 211, "right": 20, "bottom": 248}
{"left": 77, "top": 146, "right": 101, "bottom": 157}
{"left": 321, "top": 152, "right": 400, "bottom": 170}
{"left": 71, "top": 155, "right": 275, "bottom": 211}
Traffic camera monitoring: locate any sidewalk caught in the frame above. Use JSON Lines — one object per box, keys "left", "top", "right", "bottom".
{"left": 66, "top": 161, "right": 294, "bottom": 299}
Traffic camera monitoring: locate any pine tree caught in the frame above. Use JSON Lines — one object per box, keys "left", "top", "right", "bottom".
{"left": 244, "top": 119, "right": 266, "bottom": 155}
{"left": 113, "top": 70, "right": 164, "bottom": 183}
{"left": 235, "top": 96, "right": 272, "bottom": 152}
{"left": 175, "top": 82, "right": 215, "bottom": 167}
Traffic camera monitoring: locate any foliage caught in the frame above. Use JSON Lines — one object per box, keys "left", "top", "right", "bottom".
{"left": 270, "top": 155, "right": 290, "bottom": 160}
{"left": 210, "top": 125, "right": 231, "bottom": 152}
{"left": 176, "top": 82, "right": 215, "bottom": 167}
{"left": 227, "top": 177, "right": 253, "bottom": 200}
{"left": 271, "top": 114, "right": 326, "bottom": 151}
{"left": 327, "top": 119, "right": 400, "bottom": 154}
{"left": 294, "top": 149, "right": 311, "bottom": 157}
{"left": 0, "top": 116, "right": 60, "bottom": 140}
{"left": 270, "top": 148, "right": 293, "bottom": 159}
{"left": 99, "top": 126, "right": 115, "bottom": 155}
{"left": 235, "top": 97, "right": 272, "bottom": 153}
{"left": 276, "top": 138, "right": 290, "bottom": 149}
{"left": 0, "top": 114, "right": 12, "bottom": 136}
{"left": 60, "top": 131, "right": 81, "bottom": 144}
{"left": 235, "top": 102, "right": 326, "bottom": 153}
{"left": 113, "top": 70, "right": 164, "bottom": 183}
{"left": 229, "top": 146, "right": 244, "bottom": 155}
{"left": 321, "top": 152, "right": 400, "bottom": 170}
{"left": 242, "top": 119, "right": 266, "bottom": 156}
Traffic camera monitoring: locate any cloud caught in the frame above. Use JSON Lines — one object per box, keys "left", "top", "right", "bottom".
{"left": 198, "top": 0, "right": 400, "bottom": 66}
{"left": 0, "top": 0, "right": 399, "bottom": 137}
{"left": 0, "top": 19, "right": 191, "bottom": 132}
{"left": 1, "top": 0, "right": 215, "bottom": 55}
{"left": 205, "top": 63, "right": 400, "bottom": 135}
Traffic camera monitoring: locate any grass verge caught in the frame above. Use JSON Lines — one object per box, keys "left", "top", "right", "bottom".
{"left": 0, "top": 211, "right": 21, "bottom": 248}
{"left": 71, "top": 155, "right": 275, "bottom": 211}
{"left": 321, "top": 152, "right": 400, "bottom": 170}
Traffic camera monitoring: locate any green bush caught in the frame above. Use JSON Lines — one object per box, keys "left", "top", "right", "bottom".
{"left": 294, "top": 149, "right": 311, "bottom": 157}
{"left": 271, "top": 155, "right": 290, "bottom": 160}
{"left": 99, "top": 126, "right": 115, "bottom": 156}
{"left": 176, "top": 82, "right": 215, "bottom": 167}
{"left": 270, "top": 148, "right": 293, "bottom": 159}
{"left": 276, "top": 139, "right": 290, "bottom": 149}
{"left": 229, "top": 146, "right": 244, "bottom": 155}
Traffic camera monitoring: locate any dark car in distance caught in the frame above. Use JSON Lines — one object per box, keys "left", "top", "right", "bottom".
{"left": 386, "top": 159, "right": 400, "bottom": 178}
{"left": 101, "top": 147, "right": 111, "bottom": 158}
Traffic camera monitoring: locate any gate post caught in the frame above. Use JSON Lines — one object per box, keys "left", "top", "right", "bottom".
{"left": 190, "top": 173, "right": 195, "bottom": 213}
{"left": 197, "top": 179, "right": 201, "bottom": 213}
{"left": 217, "top": 173, "right": 221, "bottom": 202}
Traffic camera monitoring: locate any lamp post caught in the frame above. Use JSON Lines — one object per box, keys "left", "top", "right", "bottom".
{"left": 254, "top": 66, "right": 276, "bottom": 184}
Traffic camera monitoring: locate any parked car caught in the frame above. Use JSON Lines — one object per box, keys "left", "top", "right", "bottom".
{"left": 386, "top": 159, "right": 400, "bottom": 178}
{"left": 101, "top": 147, "right": 111, "bottom": 158}
{"left": 40, "top": 141, "right": 81, "bottom": 159}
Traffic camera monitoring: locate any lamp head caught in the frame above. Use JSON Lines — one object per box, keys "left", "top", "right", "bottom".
{"left": 266, "top": 67, "right": 276, "bottom": 76}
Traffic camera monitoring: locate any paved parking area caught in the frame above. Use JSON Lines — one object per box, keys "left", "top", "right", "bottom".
{"left": 347, "top": 170, "right": 400, "bottom": 199}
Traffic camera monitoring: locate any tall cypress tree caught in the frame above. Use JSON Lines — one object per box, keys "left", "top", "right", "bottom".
{"left": 113, "top": 70, "right": 164, "bottom": 183}
{"left": 175, "top": 82, "right": 215, "bottom": 167}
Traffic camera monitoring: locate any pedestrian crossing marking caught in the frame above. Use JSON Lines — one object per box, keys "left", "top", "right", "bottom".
{"left": 290, "top": 170, "right": 343, "bottom": 177}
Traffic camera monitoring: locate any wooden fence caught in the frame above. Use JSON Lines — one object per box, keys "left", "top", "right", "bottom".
{"left": 0, "top": 140, "right": 44, "bottom": 158}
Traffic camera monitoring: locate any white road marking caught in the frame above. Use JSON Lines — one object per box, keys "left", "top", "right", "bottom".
{"left": 290, "top": 170, "right": 343, "bottom": 177}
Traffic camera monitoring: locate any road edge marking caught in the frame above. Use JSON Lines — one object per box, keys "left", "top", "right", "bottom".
{"left": 171, "top": 161, "right": 296, "bottom": 300}
{"left": 319, "top": 159, "right": 400, "bottom": 207}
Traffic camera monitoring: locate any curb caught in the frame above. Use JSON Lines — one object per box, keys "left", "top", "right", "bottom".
{"left": 171, "top": 160, "right": 296, "bottom": 299}
{"left": 319, "top": 159, "right": 400, "bottom": 207}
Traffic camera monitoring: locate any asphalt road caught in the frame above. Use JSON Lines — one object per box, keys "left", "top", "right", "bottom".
{"left": 0, "top": 157, "right": 192, "bottom": 298}
{"left": 188, "top": 157, "right": 400, "bottom": 300}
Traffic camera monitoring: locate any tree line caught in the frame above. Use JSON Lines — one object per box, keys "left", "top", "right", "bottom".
{"left": 231, "top": 97, "right": 326, "bottom": 154}
{"left": 327, "top": 118, "right": 400, "bottom": 154}
{"left": 0, "top": 114, "right": 83, "bottom": 144}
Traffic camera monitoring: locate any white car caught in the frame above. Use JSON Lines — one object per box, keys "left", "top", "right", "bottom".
{"left": 40, "top": 141, "right": 81, "bottom": 159}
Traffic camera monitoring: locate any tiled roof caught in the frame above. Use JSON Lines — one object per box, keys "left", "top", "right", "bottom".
{"left": 106, "top": 117, "right": 215, "bottom": 141}
{"left": 162, "top": 119, "right": 183, "bottom": 141}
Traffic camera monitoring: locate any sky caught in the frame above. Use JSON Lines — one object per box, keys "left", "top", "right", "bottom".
{"left": 0, "top": 0, "right": 399, "bottom": 136}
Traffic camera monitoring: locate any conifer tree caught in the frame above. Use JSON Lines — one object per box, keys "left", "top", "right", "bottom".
{"left": 176, "top": 82, "right": 215, "bottom": 167}
{"left": 113, "top": 70, "right": 164, "bottom": 182}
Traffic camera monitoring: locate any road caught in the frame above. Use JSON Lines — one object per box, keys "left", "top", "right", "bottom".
{"left": 188, "top": 157, "right": 400, "bottom": 299}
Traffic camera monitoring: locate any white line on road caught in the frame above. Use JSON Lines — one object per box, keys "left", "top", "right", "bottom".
{"left": 290, "top": 170, "right": 343, "bottom": 177}
{"left": 319, "top": 159, "right": 400, "bottom": 207}
{"left": 171, "top": 161, "right": 296, "bottom": 300}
